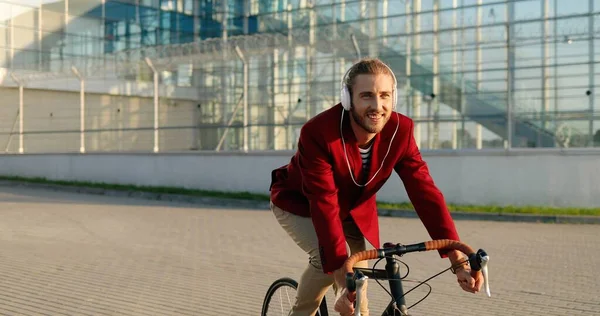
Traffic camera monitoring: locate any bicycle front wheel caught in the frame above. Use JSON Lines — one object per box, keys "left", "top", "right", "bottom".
{"left": 261, "top": 277, "right": 328, "bottom": 316}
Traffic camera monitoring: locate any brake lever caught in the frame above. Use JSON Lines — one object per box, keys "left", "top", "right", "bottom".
{"left": 469, "top": 249, "right": 491, "bottom": 297}
{"left": 480, "top": 252, "right": 491, "bottom": 297}
{"left": 475, "top": 249, "right": 491, "bottom": 297}
{"left": 354, "top": 272, "right": 368, "bottom": 316}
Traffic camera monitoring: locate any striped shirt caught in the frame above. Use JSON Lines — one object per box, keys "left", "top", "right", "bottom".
{"left": 359, "top": 144, "right": 372, "bottom": 174}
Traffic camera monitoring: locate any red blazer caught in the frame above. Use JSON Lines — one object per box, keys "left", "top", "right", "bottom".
{"left": 269, "top": 103, "right": 460, "bottom": 274}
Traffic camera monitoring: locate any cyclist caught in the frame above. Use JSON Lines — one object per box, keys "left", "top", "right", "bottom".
{"left": 269, "top": 57, "right": 483, "bottom": 315}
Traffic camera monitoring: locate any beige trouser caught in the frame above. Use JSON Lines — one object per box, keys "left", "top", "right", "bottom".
{"left": 271, "top": 201, "right": 369, "bottom": 316}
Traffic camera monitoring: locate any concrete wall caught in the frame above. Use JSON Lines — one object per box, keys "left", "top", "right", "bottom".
{"left": 0, "top": 79, "right": 202, "bottom": 153}
{"left": 0, "top": 150, "right": 598, "bottom": 208}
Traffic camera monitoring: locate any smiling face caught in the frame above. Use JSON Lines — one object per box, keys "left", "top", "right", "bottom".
{"left": 349, "top": 73, "right": 394, "bottom": 140}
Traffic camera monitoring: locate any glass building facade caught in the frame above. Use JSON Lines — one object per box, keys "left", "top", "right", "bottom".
{"left": 1, "top": 0, "right": 599, "bottom": 152}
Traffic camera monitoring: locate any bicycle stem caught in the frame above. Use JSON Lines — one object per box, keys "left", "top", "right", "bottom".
{"left": 382, "top": 242, "right": 427, "bottom": 257}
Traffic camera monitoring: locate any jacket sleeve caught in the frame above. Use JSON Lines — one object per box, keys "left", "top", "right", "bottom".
{"left": 394, "top": 119, "right": 460, "bottom": 258}
{"left": 297, "top": 124, "right": 348, "bottom": 274}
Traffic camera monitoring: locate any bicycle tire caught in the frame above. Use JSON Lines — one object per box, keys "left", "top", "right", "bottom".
{"left": 261, "top": 277, "right": 328, "bottom": 316}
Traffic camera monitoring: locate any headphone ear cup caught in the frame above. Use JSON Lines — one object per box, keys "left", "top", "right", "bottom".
{"left": 341, "top": 86, "right": 351, "bottom": 111}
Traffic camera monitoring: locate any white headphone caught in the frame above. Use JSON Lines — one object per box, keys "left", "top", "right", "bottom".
{"left": 339, "top": 59, "right": 400, "bottom": 188}
{"left": 340, "top": 60, "right": 398, "bottom": 111}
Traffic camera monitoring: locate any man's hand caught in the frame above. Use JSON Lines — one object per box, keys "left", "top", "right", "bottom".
{"left": 334, "top": 288, "right": 355, "bottom": 316}
{"left": 333, "top": 267, "right": 355, "bottom": 315}
{"left": 454, "top": 264, "right": 484, "bottom": 293}
{"left": 448, "top": 250, "right": 483, "bottom": 294}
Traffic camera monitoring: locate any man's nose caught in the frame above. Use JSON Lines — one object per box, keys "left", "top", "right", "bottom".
{"left": 374, "top": 97, "right": 386, "bottom": 110}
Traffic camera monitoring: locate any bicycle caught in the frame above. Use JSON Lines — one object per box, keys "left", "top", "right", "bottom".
{"left": 261, "top": 239, "right": 491, "bottom": 316}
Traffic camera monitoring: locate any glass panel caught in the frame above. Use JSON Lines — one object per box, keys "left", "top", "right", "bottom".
{"left": 457, "top": 121, "right": 480, "bottom": 149}
{"left": 67, "top": 14, "right": 103, "bottom": 58}
{"left": 593, "top": 121, "right": 600, "bottom": 147}
{"left": 13, "top": 26, "right": 36, "bottom": 51}
{"left": 42, "top": 5, "right": 66, "bottom": 32}
{"left": 0, "top": 26, "right": 7, "bottom": 47}
{"left": 484, "top": 2, "right": 507, "bottom": 25}
{"left": 554, "top": 0, "right": 589, "bottom": 17}
{"left": 0, "top": 3, "right": 11, "bottom": 25}
{"left": 184, "top": 0, "right": 194, "bottom": 15}
{"left": 140, "top": 0, "right": 160, "bottom": 9}
{"left": 553, "top": 119, "right": 592, "bottom": 148}
{"left": 480, "top": 70, "right": 507, "bottom": 92}
{"left": 161, "top": 0, "right": 176, "bottom": 11}
{"left": 343, "top": 1, "right": 361, "bottom": 22}
{"left": 514, "top": 0, "right": 541, "bottom": 21}
{"left": 460, "top": 5, "right": 477, "bottom": 29}
{"left": 105, "top": 1, "right": 136, "bottom": 22}
{"left": 420, "top": 0, "right": 434, "bottom": 12}
{"left": 140, "top": 6, "right": 159, "bottom": 45}
{"left": 69, "top": 0, "right": 102, "bottom": 16}
{"left": 0, "top": 50, "right": 6, "bottom": 69}
{"left": 417, "top": 11, "right": 434, "bottom": 33}
{"left": 178, "top": 13, "right": 194, "bottom": 33}
{"left": 481, "top": 44, "right": 508, "bottom": 70}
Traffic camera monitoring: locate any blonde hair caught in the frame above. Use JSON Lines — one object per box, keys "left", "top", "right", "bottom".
{"left": 343, "top": 57, "right": 395, "bottom": 96}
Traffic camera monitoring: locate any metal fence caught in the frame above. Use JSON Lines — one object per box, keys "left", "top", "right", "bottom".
{"left": 1, "top": 0, "right": 600, "bottom": 154}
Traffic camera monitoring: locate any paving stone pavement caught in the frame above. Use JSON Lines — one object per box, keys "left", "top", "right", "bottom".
{"left": 0, "top": 184, "right": 599, "bottom": 316}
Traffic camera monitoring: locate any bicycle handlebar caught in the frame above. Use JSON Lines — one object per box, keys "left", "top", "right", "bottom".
{"left": 343, "top": 239, "right": 491, "bottom": 301}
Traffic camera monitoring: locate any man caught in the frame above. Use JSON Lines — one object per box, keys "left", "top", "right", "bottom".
{"left": 269, "top": 57, "right": 483, "bottom": 315}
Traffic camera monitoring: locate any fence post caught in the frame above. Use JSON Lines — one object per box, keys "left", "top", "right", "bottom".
{"left": 145, "top": 57, "right": 159, "bottom": 153}
{"left": 506, "top": 0, "right": 515, "bottom": 150}
{"left": 71, "top": 66, "right": 85, "bottom": 153}
{"left": 9, "top": 72, "right": 24, "bottom": 154}
{"left": 234, "top": 46, "right": 249, "bottom": 152}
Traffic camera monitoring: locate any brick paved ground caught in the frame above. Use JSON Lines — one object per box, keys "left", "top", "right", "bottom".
{"left": 0, "top": 184, "right": 599, "bottom": 315}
